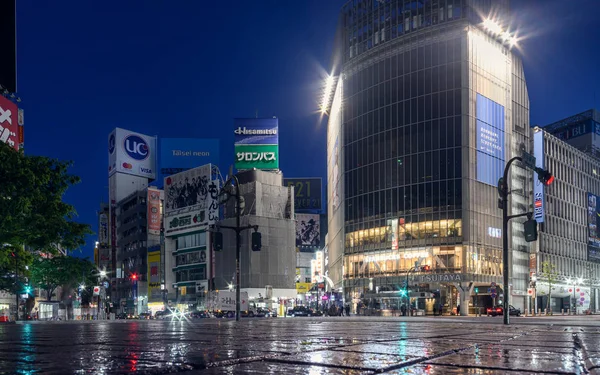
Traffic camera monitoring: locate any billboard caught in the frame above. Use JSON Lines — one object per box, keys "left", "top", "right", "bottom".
{"left": 148, "top": 251, "right": 161, "bottom": 301}
{"left": 108, "top": 128, "right": 157, "bottom": 179}
{"left": 587, "top": 193, "right": 600, "bottom": 262}
{"left": 98, "top": 212, "right": 109, "bottom": 246}
{"left": 284, "top": 178, "right": 323, "bottom": 211}
{"left": 0, "top": 95, "right": 19, "bottom": 150}
{"left": 159, "top": 138, "right": 219, "bottom": 182}
{"left": 147, "top": 188, "right": 161, "bottom": 235}
{"left": 234, "top": 118, "right": 279, "bottom": 170}
{"left": 163, "top": 164, "right": 219, "bottom": 234}
{"left": 533, "top": 130, "right": 545, "bottom": 223}
{"left": 475, "top": 93, "right": 505, "bottom": 186}
{"left": 296, "top": 213, "right": 321, "bottom": 248}
{"left": 389, "top": 218, "right": 399, "bottom": 250}
{"left": 0, "top": 0, "right": 16, "bottom": 93}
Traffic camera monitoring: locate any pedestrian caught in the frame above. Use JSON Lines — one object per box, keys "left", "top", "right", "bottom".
{"left": 401, "top": 304, "right": 406, "bottom": 316}
{"left": 456, "top": 304, "right": 460, "bottom": 316}
{"left": 433, "top": 306, "right": 437, "bottom": 316}
{"left": 340, "top": 305, "right": 344, "bottom": 316}
{"left": 345, "top": 304, "right": 350, "bottom": 317}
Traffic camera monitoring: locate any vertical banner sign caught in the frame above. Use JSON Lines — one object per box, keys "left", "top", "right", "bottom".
{"left": 475, "top": 93, "right": 505, "bottom": 186}
{"left": 390, "top": 218, "right": 399, "bottom": 250}
{"left": 147, "top": 188, "right": 161, "bottom": 235}
{"left": 147, "top": 251, "right": 161, "bottom": 300}
{"left": 0, "top": 96, "right": 18, "bottom": 150}
{"left": 234, "top": 118, "right": 279, "bottom": 170}
{"left": 98, "top": 213, "right": 109, "bottom": 245}
{"left": 533, "top": 130, "right": 545, "bottom": 223}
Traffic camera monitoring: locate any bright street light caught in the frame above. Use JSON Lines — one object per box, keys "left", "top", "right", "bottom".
{"left": 566, "top": 278, "right": 572, "bottom": 285}
{"left": 100, "top": 270, "right": 107, "bottom": 277}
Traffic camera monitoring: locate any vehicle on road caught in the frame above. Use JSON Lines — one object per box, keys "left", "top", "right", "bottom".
{"left": 139, "top": 312, "right": 152, "bottom": 320}
{"left": 288, "top": 306, "right": 318, "bottom": 317}
{"left": 189, "top": 310, "right": 211, "bottom": 319}
{"left": 255, "top": 308, "right": 276, "bottom": 317}
{"left": 487, "top": 305, "right": 521, "bottom": 317}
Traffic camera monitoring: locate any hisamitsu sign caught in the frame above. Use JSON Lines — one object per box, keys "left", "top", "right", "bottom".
{"left": 234, "top": 118, "right": 279, "bottom": 170}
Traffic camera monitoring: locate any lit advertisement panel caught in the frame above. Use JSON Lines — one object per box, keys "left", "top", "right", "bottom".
{"left": 296, "top": 213, "right": 321, "bottom": 248}
{"left": 475, "top": 93, "right": 505, "bottom": 186}
{"left": 533, "top": 130, "right": 545, "bottom": 223}
{"left": 284, "top": 178, "right": 322, "bottom": 211}
{"left": 0, "top": 95, "right": 19, "bottom": 150}
{"left": 234, "top": 118, "right": 279, "bottom": 170}
{"left": 159, "top": 138, "right": 219, "bottom": 182}
{"left": 108, "top": 128, "right": 157, "bottom": 179}
{"left": 588, "top": 193, "right": 600, "bottom": 262}
{"left": 147, "top": 188, "right": 161, "bottom": 235}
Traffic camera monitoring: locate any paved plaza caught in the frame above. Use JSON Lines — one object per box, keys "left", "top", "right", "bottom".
{"left": 1, "top": 316, "right": 599, "bottom": 374}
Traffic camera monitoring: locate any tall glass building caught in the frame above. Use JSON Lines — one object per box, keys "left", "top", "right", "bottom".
{"left": 326, "top": 0, "right": 532, "bottom": 315}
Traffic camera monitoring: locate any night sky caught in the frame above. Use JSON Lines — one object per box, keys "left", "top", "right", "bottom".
{"left": 15, "top": 0, "right": 600, "bottom": 259}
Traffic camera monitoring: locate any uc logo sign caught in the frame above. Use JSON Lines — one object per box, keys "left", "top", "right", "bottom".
{"left": 123, "top": 135, "right": 149, "bottom": 160}
{"left": 108, "top": 134, "right": 116, "bottom": 154}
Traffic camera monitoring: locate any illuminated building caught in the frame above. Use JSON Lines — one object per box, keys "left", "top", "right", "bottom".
{"left": 326, "top": 0, "right": 532, "bottom": 315}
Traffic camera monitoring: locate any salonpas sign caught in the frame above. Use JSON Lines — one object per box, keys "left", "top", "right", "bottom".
{"left": 234, "top": 118, "right": 279, "bottom": 170}
{"left": 235, "top": 144, "right": 278, "bottom": 170}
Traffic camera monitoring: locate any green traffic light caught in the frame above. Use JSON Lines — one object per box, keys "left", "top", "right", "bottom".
{"left": 400, "top": 289, "right": 407, "bottom": 297}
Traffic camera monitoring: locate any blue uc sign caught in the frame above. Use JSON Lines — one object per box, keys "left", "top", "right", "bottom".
{"left": 123, "top": 135, "right": 149, "bottom": 161}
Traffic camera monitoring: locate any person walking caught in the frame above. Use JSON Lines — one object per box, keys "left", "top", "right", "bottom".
{"left": 345, "top": 304, "right": 350, "bottom": 317}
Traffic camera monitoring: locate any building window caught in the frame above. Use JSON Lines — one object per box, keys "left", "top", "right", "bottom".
{"left": 176, "top": 232, "right": 206, "bottom": 250}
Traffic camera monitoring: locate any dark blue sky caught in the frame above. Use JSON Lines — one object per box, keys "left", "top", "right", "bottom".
{"left": 16, "top": 0, "right": 600, "bottom": 259}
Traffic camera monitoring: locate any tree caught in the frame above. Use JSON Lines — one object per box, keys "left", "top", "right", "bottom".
{"left": 0, "top": 141, "right": 92, "bottom": 289}
{"left": 539, "top": 260, "right": 558, "bottom": 315}
{"left": 30, "top": 256, "right": 97, "bottom": 302}
{"left": 0, "top": 245, "right": 33, "bottom": 294}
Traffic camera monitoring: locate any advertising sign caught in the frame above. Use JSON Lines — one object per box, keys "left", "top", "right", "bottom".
{"left": 587, "top": 193, "right": 600, "bottom": 262}
{"left": 296, "top": 282, "right": 312, "bottom": 294}
{"left": 234, "top": 118, "right": 279, "bottom": 170}
{"left": 98, "top": 213, "right": 109, "bottom": 245}
{"left": 164, "top": 164, "right": 219, "bottom": 234}
{"left": 159, "top": 138, "right": 219, "bottom": 183}
{"left": 0, "top": 95, "right": 18, "bottom": 150}
{"left": 389, "top": 218, "right": 399, "bottom": 250}
{"left": 296, "top": 213, "right": 320, "bottom": 247}
{"left": 284, "top": 178, "right": 323, "bottom": 211}
{"left": 108, "top": 128, "right": 157, "bottom": 179}
{"left": 93, "top": 286, "right": 100, "bottom": 296}
{"left": 475, "top": 93, "right": 505, "bottom": 186}
{"left": 148, "top": 251, "right": 161, "bottom": 301}
{"left": 533, "top": 130, "right": 545, "bottom": 223}
{"left": 147, "top": 188, "right": 161, "bottom": 235}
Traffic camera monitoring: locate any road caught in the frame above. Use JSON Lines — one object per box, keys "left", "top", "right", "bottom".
{"left": 1, "top": 316, "right": 599, "bottom": 374}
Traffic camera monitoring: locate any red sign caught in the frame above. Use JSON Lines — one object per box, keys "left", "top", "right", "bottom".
{"left": 0, "top": 96, "right": 19, "bottom": 150}
{"left": 147, "top": 188, "right": 161, "bottom": 235}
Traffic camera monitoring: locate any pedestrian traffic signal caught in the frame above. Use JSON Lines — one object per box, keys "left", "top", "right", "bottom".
{"left": 251, "top": 232, "right": 262, "bottom": 251}
{"left": 24, "top": 285, "right": 32, "bottom": 294}
{"left": 474, "top": 287, "right": 479, "bottom": 294}
{"left": 213, "top": 232, "right": 223, "bottom": 251}
{"left": 524, "top": 219, "right": 538, "bottom": 242}
{"left": 399, "top": 289, "right": 407, "bottom": 297}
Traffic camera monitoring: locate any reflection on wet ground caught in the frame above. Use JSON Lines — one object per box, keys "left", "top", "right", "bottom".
{"left": 0, "top": 317, "right": 598, "bottom": 374}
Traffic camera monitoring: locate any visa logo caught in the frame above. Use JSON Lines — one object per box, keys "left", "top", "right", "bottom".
{"left": 140, "top": 167, "right": 153, "bottom": 174}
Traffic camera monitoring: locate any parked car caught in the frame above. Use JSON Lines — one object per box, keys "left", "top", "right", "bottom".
{"left": 154, "top": 310, "right": 167, "bottom": 320}
{"left": 288, "top": 306, "right": 311, "bottom": 317}
{"left": 189, "top": 310, "right": 211, "bottom": 319}
{"left": 487, "top": 305, "right": 521, "bottom": 317}
{"left": 256, "top": 308, "right": 276, "bottom": 318}
{"left": 139, "top": 312, "right": 152, "bottom": 320}
{"left": 308, "top": 308, "right": 323, "bottom": 317}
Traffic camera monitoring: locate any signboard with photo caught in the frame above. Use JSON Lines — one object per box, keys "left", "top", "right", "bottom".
{"left": 296, "top": 213, "right": 320, "bottom": 248}
{"left": 284, "top": 178, "right": 322, "bottom": 211}
{"left": 164, "top": 164, "right": 219, "bottom": 234}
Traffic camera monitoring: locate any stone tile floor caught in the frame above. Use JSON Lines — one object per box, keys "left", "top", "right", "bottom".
{"left": 1, "top": 316, "right": 598, "bottom": 374}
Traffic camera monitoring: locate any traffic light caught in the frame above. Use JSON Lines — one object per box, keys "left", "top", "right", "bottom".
{"left": 474, "top": 287, "right": 479, "bottom": 294}
{"left": 399, "top": 289, "right": 407, "bottom": 297}
{"left": 213, "top": 232, "right": 223, "bottom": 252}
{"left": 251, "top": 232, "right": 262, "bottom": 251}
{"left": 420, "top": 265, "right": 431, "bottom": 272}
{"left": 524, "top": 219, "right": 538, "bottom": 242}
{"left": 131, "top": 273, "right": 138, "bottom": 281}
{"left": 535, "top": 167, "right": 554, "bottom": 186}
{"left": 24, "top": 285, "right": 32, "bottom": 294}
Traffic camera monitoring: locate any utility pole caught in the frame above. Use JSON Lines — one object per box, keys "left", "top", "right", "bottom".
{"left": 14, "top": 251, "right": 18, "bottom": 321}
{"left": 216, "top": 174, "right": 259, "bottom": 321}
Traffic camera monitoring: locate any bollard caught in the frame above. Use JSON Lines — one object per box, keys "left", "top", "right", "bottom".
{"left": 562, "top": 309, "right": 564, "bottom": 315}
{"left": 567, "top": 309, "right": 570, "bottom": 315}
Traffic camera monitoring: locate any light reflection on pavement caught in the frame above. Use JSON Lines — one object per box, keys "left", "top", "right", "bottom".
{"left": 0, "top": 316, "right": 598, "bottom": 374}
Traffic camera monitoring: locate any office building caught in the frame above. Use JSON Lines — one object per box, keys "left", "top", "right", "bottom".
{"left": 214, "top": 169, "right": 296, "bottom": 313}
{"left": 544, "top": 109, "right": 600, "bottom": 160}
{"left": 326, "top": 0, "right": 532, "bottom": 315}
{"left": 531, "top": 127, "right": 600, "bottom": 313}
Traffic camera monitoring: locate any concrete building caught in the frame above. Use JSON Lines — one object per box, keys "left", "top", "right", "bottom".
{"left": 544, "top": 109, "right": 600, "bottom": 160}
{"left": 530, "top": 127, "right": 600, "bottom": 314}
{"left": 326, "top": 0, "right": 532, "bottom": 315}
{"left": 213, "top": 169, "right": 296, "bottom": 312}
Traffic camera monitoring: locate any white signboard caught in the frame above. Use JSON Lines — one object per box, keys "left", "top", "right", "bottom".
{"left": 108, "top": 127, "right": 157, "bottom": 179}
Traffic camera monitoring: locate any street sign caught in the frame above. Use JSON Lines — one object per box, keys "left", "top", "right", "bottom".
{"left": 491, "top": 282, "right": 496, "bottom": 287}
{"left": 93, "top": 286, "right": 100, "bottom": 296}
{"left": 521, "top": 149, "right": 537, "bottom": 170}
{"left": 527, "top": 288, "right": 536, "bottom": 298}
{"left": 491, "top": 293, "right": 497, "bottom": 299}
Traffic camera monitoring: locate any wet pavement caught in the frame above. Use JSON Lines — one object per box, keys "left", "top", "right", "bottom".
{"left": 1, "top": 316, "right": 599, "bottom": 374}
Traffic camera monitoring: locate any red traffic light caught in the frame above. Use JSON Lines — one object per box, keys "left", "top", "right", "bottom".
{"left": 131, "top": 274, "right": 138, "bottom": 280}
{"left": 420, "top": 265, "right": 431, "bottom": 272}
{"left": 535, "top": 167, "right": 554, "bottom": 186}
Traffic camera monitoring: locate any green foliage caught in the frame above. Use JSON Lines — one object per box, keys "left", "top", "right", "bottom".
{"left": 0, "top": 245, "right": 33, "bottom": 294}
{"left": 0, "top": 141, "right": 93, "bottom": 289}
{"left": 30, "top": 256, "right": 97, "bottom": 301}
{"left": 540, "top": 260, "right": 558, "bottom": 313}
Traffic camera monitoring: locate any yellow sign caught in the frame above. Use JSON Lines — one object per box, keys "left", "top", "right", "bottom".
{"left": 147, "top": 251, "right": 161, "bottom": 302}
{"left": 180, "top": 286, "right": 186, "bottom": 296}
{"left": 296, "top": 282, "right": 311, "bottom": 293}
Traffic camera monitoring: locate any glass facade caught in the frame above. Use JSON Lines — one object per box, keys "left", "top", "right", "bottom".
{"left": 327, "top": 0, "right": 529, "bottom": 314}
